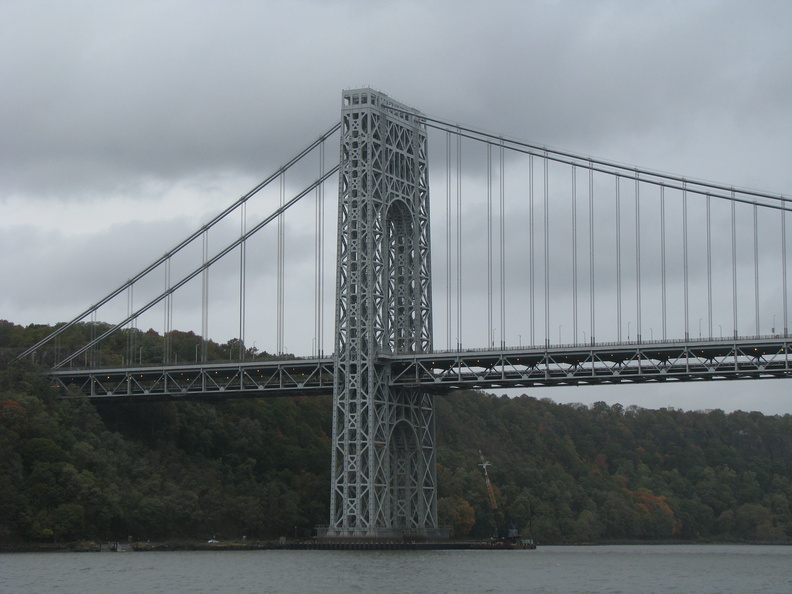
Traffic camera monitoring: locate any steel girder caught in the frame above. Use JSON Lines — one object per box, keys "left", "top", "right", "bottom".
{"left": 328, "top": 89, "right": 437, "bottom": 539}
{"left": 50, "top": 358, "right": 335, "bottom": 402}
{"left": 50, "top": 337, "right": 792, "bottom": 402}
{"left": 385, "top": 337, "right": 792, "bottom": 390}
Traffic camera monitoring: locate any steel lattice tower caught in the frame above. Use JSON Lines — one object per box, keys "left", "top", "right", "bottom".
{"left": 327, "top": 89, "right": 440, "bottom": 538}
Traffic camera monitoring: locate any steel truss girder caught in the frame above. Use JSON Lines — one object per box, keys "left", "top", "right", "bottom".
{"left": 49, "top": 337, "right": 792, "bottom": 402}
{"left": 50, "top": 358, "right": 335, "bottom": 402}
{"left": 385, "top": 337, "right": 792, "bottom": 390}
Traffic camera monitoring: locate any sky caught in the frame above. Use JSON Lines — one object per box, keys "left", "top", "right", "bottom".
{"left": 2, "top": 0, "right": 792, "bottom": 414}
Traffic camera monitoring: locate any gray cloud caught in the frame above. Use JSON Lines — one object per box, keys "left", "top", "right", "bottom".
{"left": 2, "top": 0, "right": 792, "bottom": 412}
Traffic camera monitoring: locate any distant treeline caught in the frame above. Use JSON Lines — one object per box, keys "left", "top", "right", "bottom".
{"left": 1, "top": 320, "right": 790, "bottom": 545}
{"left": 0, "top": 319, "right": 280, "bottom": 368}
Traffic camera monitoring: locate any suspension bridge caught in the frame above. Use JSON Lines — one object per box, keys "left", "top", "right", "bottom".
{"left": 15, "top": 88, "right": 792, "bottom": 539}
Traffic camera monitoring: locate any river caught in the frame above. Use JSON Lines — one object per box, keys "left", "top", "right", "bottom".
{"left": 2, "top": 544, "right": 791, "bottom": 593}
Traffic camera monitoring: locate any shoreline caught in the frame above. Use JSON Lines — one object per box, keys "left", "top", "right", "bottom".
{"left": 1, "top": 538, "right": 789, "bottom": 553}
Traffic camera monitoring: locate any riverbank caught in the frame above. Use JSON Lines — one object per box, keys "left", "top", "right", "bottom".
{"left": 0, "top": 539, "right": 284, "bottom": 553}
{"left": 2, "top": 536, "right": 790, "bottom": 553}
{"left": 0, "top": 538, "right": 534, "bottom": 553}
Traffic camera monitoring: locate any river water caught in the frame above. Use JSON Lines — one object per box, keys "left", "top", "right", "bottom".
{"left": 1, "top": 545, "right": 791, "bottom": 593}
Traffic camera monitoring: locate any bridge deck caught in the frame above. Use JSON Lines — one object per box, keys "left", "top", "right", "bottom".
{"left": 50, "top": 336, "right": 792, "bottom": 402}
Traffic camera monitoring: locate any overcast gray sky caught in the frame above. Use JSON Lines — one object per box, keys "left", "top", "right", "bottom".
{"left": 2, "top": 0, "right": 792, "bottom": 414}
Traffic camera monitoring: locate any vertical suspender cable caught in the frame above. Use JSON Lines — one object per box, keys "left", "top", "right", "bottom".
{"left": 683, "top": 183, "right": 689, "bottom": 340}
{"left": 616, "top": 177, "right": 622, "bottom": 340}
{"left": 635, "top": 172, "right": 641, "bottom": 342}
{"left": 783, "top": 207, "right": 789, "bottom": 337}
{"left": 320, "top": 141, "right": 325, "bottom": 356}
{"left": 754, "top": 200, "right": 760, "bottom": 335}
{"left": 456, "top": 130, "right": 462, "bottom": 349}
{"left": 589, "top": 162, "right": 595, "bottom": 345}
{"left": 168, "top": 261, "right": 173, "bottom": 362}
{"left": 125, "top": 287, "right": 131, "bottom": 366}
{"left": 446, "top": 132, "right": 452, "bottom": 350}
{"left": 312, "top": 151, "right": 318, "bottom": 358}
{"left": 321, "top": 142, "right": 326, "bottom": 355}
{"left": 706, "top": 194, "right": 713, "bottom": 339}
{"left": 529, "top": 155, "right": 535, "bottom": 346}
{"left": 731, "top": 192, "right": 738, "bottom": 338}
{"left": 661, "top": 187, "right": 667, "bottom": 341}
{"left": 201, "top": 228, "right": 209, "bottom": 361}
{"left": 90, "top": 310, "right": 96, "bottom": 367}
{"left": 499, "top": 142, "right": 506, "bottom": 348}
{"left": 239, "top": 201, "right": 247, "bottom": 361}
{"left": 278, "top": 171, "right": 285, "bottom": 354}
{"left": 544, "top": 153, "right": 549, "bottom": 346}
{"left": 315, "top": 141, "right": 325, "bottom": 357}
{"left": 131, "top": 285, "right": 137, "bottom": 363}
{"left": 487, "top": 144, "right": 493, "bottom": 346}
{"left": 127, "top": 285, "right": 134, "bottom": 366}
{"left": 163, "top": 257, "right": 171, "bottom": 363}
{"left": 572, "top": 166, "right": 578, "bottom": 344}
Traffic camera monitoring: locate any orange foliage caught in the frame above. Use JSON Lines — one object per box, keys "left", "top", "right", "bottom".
{"left": 0, "top": 399, "right": 28, "bottom": 432}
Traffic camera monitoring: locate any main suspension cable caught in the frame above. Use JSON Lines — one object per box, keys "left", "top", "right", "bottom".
{"left": 415, "top": 113, "right": 792, "bottom": 209}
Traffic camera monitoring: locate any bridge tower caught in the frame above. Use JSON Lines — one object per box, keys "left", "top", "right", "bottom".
{"left": 327, "top": 89, "right": 440, "bottom": 538}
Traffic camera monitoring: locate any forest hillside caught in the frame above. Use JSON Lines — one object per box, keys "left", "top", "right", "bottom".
{"left": 1, "top": 320, "right": 791, "bottom": 545}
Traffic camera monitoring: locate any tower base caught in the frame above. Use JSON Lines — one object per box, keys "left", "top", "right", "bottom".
{"left": 316, "top": 526, "right": 450, "bottom": 541}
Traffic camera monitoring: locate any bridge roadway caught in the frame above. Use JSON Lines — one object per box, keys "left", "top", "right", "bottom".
{"left": 50, "top": 336, "right": 792, "bottom": 402}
